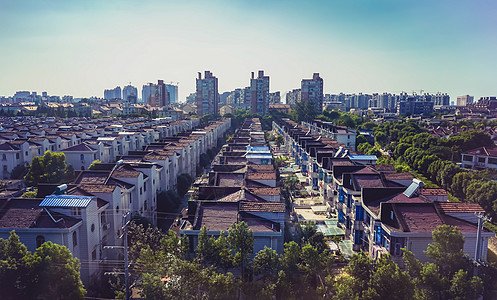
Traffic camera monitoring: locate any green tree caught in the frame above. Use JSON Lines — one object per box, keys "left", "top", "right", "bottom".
{"left": 88, "top": 160, "right": 101, "bottom": 170}
{"left": 21, "top": 189, "right": 37, "bottom": 198}
{"left": 177, "top": 173, "right": 193, "bottom": 196}
{"left": 196, "top": 226, "right": 217, "bottom": 266}
{"left": 0, "top": 231, "right": 36, "bottom": 299}
{"left": 280, "top": 241, "right": 301, "bottom": 276}
{"left": 228, "top": 221, "right": 254, "bottom": 276}
{"left": 425, "top": 225, "right": 469, "bottom": 277}
{"left": 364, "top": 256, "right": 414, "bottom": 300}
{"left": 251, "top": 246, "right": 280, "bottom": 282}
{"left": 34, "top": 241, "right": 86, "bottom": 299}
{"left": 24, "top": 151, "right": 73, "bottom": 186}
{"left": 450, "top": 172, "right": 473, "bottom": 200}
{"left": 449, "top": 269, "right": 483, "bottom": 300}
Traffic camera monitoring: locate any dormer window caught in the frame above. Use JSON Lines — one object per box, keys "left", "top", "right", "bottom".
{"left": 390, "top": 211, "right": 394, "bottom": 220}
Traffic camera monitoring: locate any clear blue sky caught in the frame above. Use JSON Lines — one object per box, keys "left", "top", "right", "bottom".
{"left": 1, "top": 0, "right": 496, "bottom": 101}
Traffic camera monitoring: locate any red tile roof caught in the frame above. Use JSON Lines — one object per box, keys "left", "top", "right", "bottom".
{"left": 422, "top": 188, "right": 447, "bottom": 196}
{"left": 239, "top": 201, "right": 285, "bottom": 212}
{"left": 464, "top": 146, "right": 497, "bottom": 157}
{"left": 436, "top": 202, "right": 484, "bottom": 214}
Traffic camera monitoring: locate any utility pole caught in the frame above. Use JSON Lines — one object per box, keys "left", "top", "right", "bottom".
{"left": 474, "top": 212, "right": 489, "bottom": 277}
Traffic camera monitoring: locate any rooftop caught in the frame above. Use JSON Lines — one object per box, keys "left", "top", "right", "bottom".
{"left": 40, "top": 195, "right": 93, "bottom": 208}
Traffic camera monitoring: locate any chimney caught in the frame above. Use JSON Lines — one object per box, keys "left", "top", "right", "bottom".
{"left": 198, "top": 72, "right": 202, "bottom": 79}
{"left": 251, "top": 72, "right": 254, "bottom": 79}
{"left": 258, "top": 70, "right": 264, "bottom": 78}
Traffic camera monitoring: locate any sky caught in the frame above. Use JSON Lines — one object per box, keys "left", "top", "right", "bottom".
{"left": 0, "top": 0, "right": 496, "bottom": 102}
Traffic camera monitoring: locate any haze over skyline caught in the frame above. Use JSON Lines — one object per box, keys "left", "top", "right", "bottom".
{"left": 1, "top": 0, "right": 496, "bottom": 102}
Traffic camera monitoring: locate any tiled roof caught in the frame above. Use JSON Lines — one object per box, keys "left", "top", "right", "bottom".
{"left": 112, "top": 165, "right": 141, "bottom": 178}
{"left": 247, "top": 172, "right": 276, "bottom": 180}
{"left": 62, "top": 143, "right": 96, "bottom": 152}
{"left": 239, "top": 201, "right": 285, "bottom": 213}
{"left": 215, "top": 190, "right": 243, "bottom": 202}
{"left": 0, "top": 199, "right": 43, "bottom": 228}
{"left": 0, "top": 142, "right": 18, "bottom": 151}
{"left": 422, "top": 188, "right": 447, "bottom": 196}
{"left": 194, "top": 202, "right": 238, "bottom": 231}
{"left": 79, "top": 184, "right": 117, "bottom": 193}
{"left": 34, "top": 210, "right": 82, "bottom": 229}
{"left": 464, "top": 146, "right": 497, "bottom": 157}
{"left": 247, "top": 187, "right": 280, "bottom": 196}
{"left": 247, "top": 164, "right": 275, "bottom": 172}
{"left": 436, "top": 202, "right": 484, "bottom": 214}
{"left": 385, "top": 173, "right": 414, "bottom": 180}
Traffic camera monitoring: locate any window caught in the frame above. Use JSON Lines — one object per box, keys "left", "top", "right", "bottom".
{"left": 73, "top": 231, "right": 77, "bottom": 247}
{"left": 92, "top": 249, "right": 97, "bottom": 260}
{"left": 91, "top": 224, "right": 95, "bottom": 232}
{"left": 463, "top": 155, "right": 473, "bottom": 162}
{"left": 489, "top": 158, "right": 497, "bottom": 165}
{"left": 36, "top": 235, "right": 45, "bottom": 248}
{"left": 2, "top": 154, "right": 6, "bottom": 160}
{"left": 140, "top": 187, "right": 142, "bottom": 195}
{"left": 116, "top": 206, "right": 119, "bottom": 213}
{"left": 80, "top": 154, "right": 84, "bottom": 161}
{"left": 478, "top": 157, "right": 486, "bottom": 163}
{"left": 3, "top": 166, "right": 7, "bottom": 172}
{"left": 144, "top": 184, "right": 147, "bottom": 192}
{"left": 16, "top": 153, "right": 19, "bottom": 159}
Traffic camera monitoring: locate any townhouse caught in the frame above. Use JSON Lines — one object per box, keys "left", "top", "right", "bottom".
{"left": 181, "top": 118, "right": 286, "bottom": 255}
{"left": 272, "top": 117, "right": 494, "bottom": 262}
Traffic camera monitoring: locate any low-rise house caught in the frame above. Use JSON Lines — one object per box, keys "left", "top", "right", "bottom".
{"left": 461, "top": 146, "right": 497, "bottom": 170}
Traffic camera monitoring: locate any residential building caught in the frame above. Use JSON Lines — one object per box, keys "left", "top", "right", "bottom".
{"left": 123, "top": 85, "right": 138, "bottom": 103}
{"left": 397, "top": 97, "right": 434, "bottom": 115}
{"left": 457, "top": 95, "right": 474, "bottom": 106}
{"left": 181, "top": 118, "right": 285, "bottom": 254}
{"left": 301, "top": 73, "right": 324, "bottom": 113}
{"left": 104, "top": 86, "right": 121, "bottom": 100}
{"left": 166, "top": 84, "right": 178, "bottom": 104}
{"left": 196, "top": 71, "right": 219, "bottom": 116}
{"left": 286, "top": 89, "right": 301, "bottom": 107}
{"left": 0, "top": 195, "right": 109, "bottom": 286}
{"left": 250, "top": 70, "right": 270, "bottom": 115}
{"left": 219, "top": 104, "right": 234, "bottom": 116}
{"left": 461, "top": 146, "right": 497, "bottom": 170}
{"left": 432, "top": 93, "right": 450, "bottom": 106}
{"left": 269, "top": 91, "right": 281, "bottom": 105}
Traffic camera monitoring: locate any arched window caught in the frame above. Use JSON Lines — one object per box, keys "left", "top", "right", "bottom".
{"left": 36, "top": 235, "right": 45, "bottom": 248}
{"left": 73, "top": 231, "right": 77, "bottom": 247}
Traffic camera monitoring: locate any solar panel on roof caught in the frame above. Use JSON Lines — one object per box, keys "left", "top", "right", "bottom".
{"left": 403, "top": 182, "right": 419, "bottom": 198}
{"left": 40, "top": 195, "right": 92, "bottom": 208}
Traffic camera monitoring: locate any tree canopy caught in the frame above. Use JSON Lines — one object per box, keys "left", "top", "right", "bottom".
{"left": 0, "top": 231, "right": 86, "bottom": 300}
{"left": 24, "top": 150, "right": 74, "bottom": 186}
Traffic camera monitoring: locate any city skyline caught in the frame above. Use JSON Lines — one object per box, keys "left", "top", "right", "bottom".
{"left": 1, "top": 0, "right": 496, "bottom": 101}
